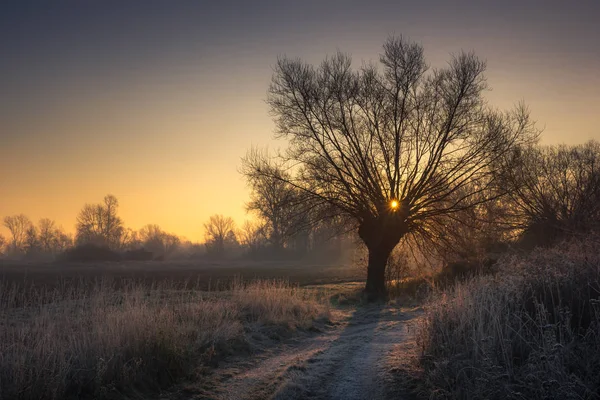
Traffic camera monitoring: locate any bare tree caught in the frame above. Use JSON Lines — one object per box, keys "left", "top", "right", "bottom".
{"left": 138, "top": 224, "right": 162, "bottom": 245}
{"left": 38, "top": 218, "right": 57, "bottom": 253}
{"left": 401, "top": 196, "right": 512, "bottom": 273}
{"left": 3, "top": 214, "right": 33, "bottom": 255}
{"left": 248, "top": 36, "right": 537, "bottom": 298}
{"left": 204, "top": 215, "right": 236, "bottom": 256}
{"left": 241, "top": 149, "right": 310, "bottom": 250}
{"left": 138, "top": 224, "right": 180, "bottom": 258}
{"left": 37, "top": 218, "right": 72, "bottom": 255}
{"left": 76, "top": 195, "right": 124, "bottom": 249}
{"left": 237, "top": 220, "right": 267, "bottom": 253}
{"left": 162, "top": 233, "right": 180, "bottom": 256}
{"left": 55, "top": 232, "right": 73, "bottom": 253}
{"left": 500, "top": 141, "right": 600, "bottom": 246}
{"left": 24, "top": 225, "right": 41, "bottom": 257}
{"left": 0, "top": 234, "right": 6, "bottom": 256}
{"left": 119, "top": 227, "right": 140, "bottom": 251}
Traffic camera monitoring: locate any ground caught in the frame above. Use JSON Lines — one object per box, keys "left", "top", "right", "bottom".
{"left": 169, "top": 294, "right": 423, "bottom": 400}
{"left": 0, "top": 259, "right": 364, "bottom": 289}
{"left": 0, "top": 260, "right": 421, "bottom": 400}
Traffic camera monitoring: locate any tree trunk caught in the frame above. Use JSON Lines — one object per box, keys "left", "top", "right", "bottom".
{"left": 359, "top": 215, "right": 408, "bottom": 301}
{"left": 364, "top": 244, "right": 393, "bottom": 301}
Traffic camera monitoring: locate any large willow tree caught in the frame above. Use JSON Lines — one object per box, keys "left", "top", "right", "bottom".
{"left": 251, "top": 36, "right": 537, "bottom": 298}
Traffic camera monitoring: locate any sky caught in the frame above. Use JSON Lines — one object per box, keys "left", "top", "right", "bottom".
{"left": 1, "top": 0, "right": 599, "bottom": 241}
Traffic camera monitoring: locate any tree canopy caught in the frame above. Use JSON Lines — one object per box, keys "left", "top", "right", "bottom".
{"left": 246, "top": 36, "right": 538, "bottom": 297}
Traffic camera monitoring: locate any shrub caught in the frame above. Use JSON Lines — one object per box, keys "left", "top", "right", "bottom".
{"left": 417, "top": 240, "right": 600, "bottom": 399}
{"left": 432, "top": 257, "right": 497, "bottom": 290}
{"left": 122, "top": 248, "right": 154, "bottom": 261}
{"left": 60, "top": 243, "right": 121, "bottom": 263}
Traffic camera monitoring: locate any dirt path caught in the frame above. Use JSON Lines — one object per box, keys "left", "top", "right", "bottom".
{"left": 198, "top": 304, "right": 422, "bottom": 400}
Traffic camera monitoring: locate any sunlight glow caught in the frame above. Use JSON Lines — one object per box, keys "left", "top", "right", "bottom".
{"left": 390, "top": 199, "right": 399, "bottom": 210}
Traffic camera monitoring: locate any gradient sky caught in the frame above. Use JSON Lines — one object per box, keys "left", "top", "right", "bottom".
{"left": 1, "top": 0, "right": 599, "bottom": 241}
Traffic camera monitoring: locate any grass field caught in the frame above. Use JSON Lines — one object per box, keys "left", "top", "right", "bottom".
{"left": 0, "top": 259, "right": 364, "bottom": 290}
{"left": 0, "top": 259, "right": 367, "bottom": 400}
{"left": 0, "top": 270, "right": 345, "bottom": 400}
{"left": 8, "top": 246, "right": 599, "bottom": 400}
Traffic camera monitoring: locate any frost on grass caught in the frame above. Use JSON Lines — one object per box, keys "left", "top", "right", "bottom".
{"left": 0, "top": 279, "right": 329, "bottom": 400}
{"left": 418, "top": 241, "right": 600, "bottom": 400}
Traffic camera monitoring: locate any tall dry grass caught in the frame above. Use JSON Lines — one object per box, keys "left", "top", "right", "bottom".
{"left": 0, "top": 278, "right": 329, "bottom": 400}
{"left": 417, "top": 240, "right": 600, "bottom": 399}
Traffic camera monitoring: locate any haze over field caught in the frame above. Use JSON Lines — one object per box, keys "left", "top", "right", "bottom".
{"left": 1, "top": 0, "right": 599, "bottom": 241}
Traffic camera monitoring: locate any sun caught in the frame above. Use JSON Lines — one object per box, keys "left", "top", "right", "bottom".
{"left": 390, "top": 199, "right": 399, "bottom": 210}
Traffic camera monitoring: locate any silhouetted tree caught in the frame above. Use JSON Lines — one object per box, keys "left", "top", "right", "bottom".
{"left": 3, "top": 214, "right": 33, "bottom": 255}
{"left": 138, "top": 224, "right": 180, "bottom": 258}
{"left": 76, "top": 195, "right": 124, "bottom": 250}
{"left": 248, "top": 36, "right": 537, "bottom": 298}
{"left": 162, "top": 234, "right": 180, "bottom": 257}
{"left": 23, "top": 225, "right": 41, "bottom": 258}
{"left": 500, "top": 140, "right": 600, "bottom": 247}
{"left": 308, "top": 217, "right": 348, "bottom": 256}
{"left": 242, "top": 149, "right": 310, "bottom": 251}
{"left": 204, "top": 215, "right": 236, "bottom": 256}
{"left": 38, "top": 218, "right": 56, "bottom": 253}
{"left": 119, "top": 227, "right": 140, "bottom": 251}
{"left": 401, "top": 197, "right": 511, "bottom": 275}
{"left": 237, "top": 220, "right": 266, "bottom": 254}
{"left": 38, "top": 218, "right": 72, "bottom": 256}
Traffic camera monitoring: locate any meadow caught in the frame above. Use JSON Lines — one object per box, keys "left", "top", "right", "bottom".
{"left": 0, "top": 259, "right": 363, "bottom": 290}
{"left": 0, "top": 268, "right": 338, "bottom": 400}
{"left": 3, "top": 242, "right": 600, "bottom": 400}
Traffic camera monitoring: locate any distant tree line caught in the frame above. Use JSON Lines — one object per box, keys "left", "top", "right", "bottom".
{"left": 2, "top": 140, "right": 600, "bottom": 265}
{"left": 0, "top": 190, "right": 350, "bottom": 262}
{"left": 1, "top": 214, "right": 72, "bottom": 259}
{"left": 2, "top": 148, "right": 599, "bottom": 268}
{"left": 0, "top": 195, "right": 190, "bottom": 262}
